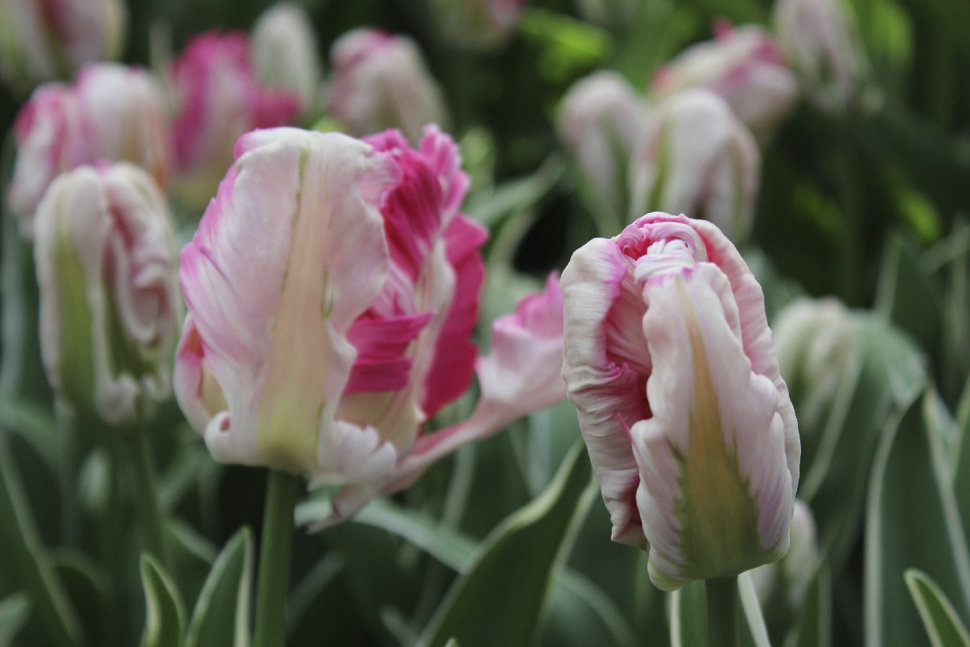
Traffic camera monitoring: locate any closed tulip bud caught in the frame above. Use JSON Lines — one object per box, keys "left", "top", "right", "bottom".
{"left": 169, "top": 32, "right": 302, "bottom": 210}
{"left": 428, "top": 0, "right": 526, "bottom": 50}
{"left": 174, "top": 126, "right": 486, "bottom": 502}
{"left": 251, "top": 3, "right": 322, "bottom": 116}
{"left": 651, "top": 22, "right": 799, "bottom": 143}
{"left": 774, "top": 0, "right": 870, "bottom": 113}
{"left": 7, "top": 63, "right": 173, "bottom": 237}
{"left": 558, "top": 71, "right": 647, "bottom": 216}
{"left": 34, "top": 163, "right": 179, "bottom": 426}
{"left": 629, "top": 89, "right": 760, "bottom": 243}
{"left": 328, "top": 29, "right": 448, "bottom": 144}
{"left": 750, "top": 499, "right": 818, "bottom": 608}
{"left": 0, "top": 0, "right": 125, "bottom": 94}
{"left": 561, "top": 212, "right": 799, "bottom": 590}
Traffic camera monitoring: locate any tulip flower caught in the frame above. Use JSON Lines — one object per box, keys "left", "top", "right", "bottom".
{"left": 429, "top": 0, "right": 526, "bottom": 49}
{"left": 174, "top": 125, "right": 486, "bottom": 493}
{"left": 251, "top": 3, "right": 322, "bottom": 116}
{"left": 7, "top": 63, "right": 172, "bottom": 237}
{"left": 169, "top": 31, "right": 302, "bottom": 210}
{"left": 561, "top": 212, "right": 799, "bottom": 590}
{"left": 651, "top": 22, "right": 799, "bottom": 143}
{"left": 629, "top": 89, "right": 760, "bottom": 243}
{"left": 0, "top": 0, "right": 125, "bottom": 94}
{"left": 774, "top": 0, "right": 870, "bottom": 113}
{"left": 558, "top": 71, "right": 647, "bottom": 216}
{"left": 328, "top": 29, "right": 448, "bottom": 144}
{"left": 750, "top": 499, "right": 818, "bottom": 608}
{"left": 33, "top": 163, "right": 179, "bottom": 427}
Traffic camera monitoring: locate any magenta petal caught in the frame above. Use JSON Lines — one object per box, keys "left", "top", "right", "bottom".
{"left": 345, "top": 312, "right": 433, "bottom": 394}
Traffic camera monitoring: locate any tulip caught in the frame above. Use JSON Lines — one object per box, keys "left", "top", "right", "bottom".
{"left": 561, "top": 212, "right": 799, "bottom": 590}
{"left": 6, "top": 63, "right": 173, "bottom": 237}
{"left": 251, "top": 3, "right": 322, "bottom": 116}
{"left": 174, "top": 125, "right": 486, "bottom": 497}
{"left": 328, "top": 29, "right": 448, "bottom": 144}
{"left": 33, "top": 163, "right": 179, "bottom": 426}
{"left": 169, "top": 32, "right": 302, "bottom": 210}
{"left": 651, "top": 22, "right": 799, "bottom": 143}
{"left": 558, "top": 71, "right": 647, "bottom": 216}
{"left": 0, "top": 0, "right": 125, "bottom": 94}
{"left": 774, "top": 0, "right": 870, "bottom": 113}
{"left": 428, "top": 0, "right": 526, "bottom": 49}
{"left": 629, "top": 89, "right": 760, "bottom": 243}
{"left": 750, "top": 499, "right": 818, "bottom": 608}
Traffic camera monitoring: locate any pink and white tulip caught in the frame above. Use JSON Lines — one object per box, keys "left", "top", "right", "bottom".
{"left": 0, "top": 0, "right": 125, "bottom": 93}
{"left": 558, "top": 71, "right": 647, "bottom": 215}
{"left": 34, "top": 163, "right": 179, "bottom": 426}
{"left": 328, "top": 29, "right": 448, "bottom": 144}
{"left": 774, "top": 0, "right": 870, "bottom": 113}
{"left": 651, "top": 22, "right": 799, "bottom": 143}
{"left": 561, "top": 212, "right": 799, "bottom": 590}
{"left": 174, "top": 125, "right": 487, "bottom": 511}
{"left": 629, "top": 89, "right": 760, "bottom": 243}
{"left": 169, "top": 31, "right": 302, "bottom": 210}
{"left": 251, "top": 3, "right": 322, "bottom": 116}
{"left": 7, "top": 63, "right": 172, "bottom": 237}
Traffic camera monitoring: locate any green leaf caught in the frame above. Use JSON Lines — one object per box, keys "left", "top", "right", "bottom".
{"left": 0, "top": 435, "right": 82, "bottom": 647}
{"left": 669, "top": 580, "right": 708, "bottom": 647}
{"left": 865, "top": 394, "right": 970, "bottom": 647}
{"left": 790, "top": 568, "right": 833, "bottom": 647}
{"left": 906, "top": 570, "right": 970, "bottom": 647}
{"left": 0, "top": 593, "right": 31, "bottom": 647}
{"left": 139, "top": 555, "right": 186, "bottom": 647}
{"left": 417, "top": 443, "right": 595, "bottom": 647}
{"left": 875, "top": 232, "right": 942, "bottom": 360}
{"left": 465, "top": 154, "right": 564, "bottom": 229}
{"left": 184, "top": 527, "right": 253, "bottom": 647}
{"left": 0, "top": 398, "right": 58, "bottom": 471}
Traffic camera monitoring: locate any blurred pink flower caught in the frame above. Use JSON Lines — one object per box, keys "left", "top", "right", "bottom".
{"left": 651, "top": 22, "right": 799, "bottom": 143}
{"left": 250, "top": 3, "right": 322, "bottom": 115}
{"left": 561, "top": 212, "right": 799, "bottom": 589}
{"left": 34, "top": 162, "right": 179, "bottom": 426}
{"left": 328, "top": 29, "right": 448, "bottom": 144}
{"left": 429, "top": 0, "right": 527, "bottom": 49}
{"left": 7, "top": 63, "right": 172, "bottom": 237}
{"left": 169, "top": 31, "right": 302, "bottom": 209}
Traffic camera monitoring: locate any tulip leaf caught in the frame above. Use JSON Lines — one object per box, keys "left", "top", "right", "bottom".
{"left": 0, "top": 593, "right": 31, "bottom": 647}
{"left": 875, "top": 232, "right": 942, "bottom": 360}
{"left": 417, "top": 443, "right": 595, "bottom": 647}
{"left": 184, "top": 527, "right": 253, "bottom": 647}
{"left": 790, "top": 567, "right": 832, "bottom": 647}
{"left": 865, "top": 394, "right": 970, "bottom": 647}
{"left": 0, "top": 397, "right": 59, "bottom": 472}
{"left": 0, "top": 435, "right": 82, "bottom": 647}
{"left": 670, "top": 576, "right": 770, "bottom": 647}
{"left": 905, "top": 569, "right": 970, "bottom": 647}
{"left": 139, "top": 555, "right": 186, "bottom": 647}
{"left": 954, "top": 377, "right": 970, "bottom": 539}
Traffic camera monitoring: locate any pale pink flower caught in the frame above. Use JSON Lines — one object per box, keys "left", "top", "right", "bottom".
{"left": 429, "top": 0, "right": 527, "bottom": 49}
{"left": 0, "top": 0, "right": 126, "bottom": 93}
{"left": 561, "top": 212, "right": 799, "bottom": 590}
{"left": 328, "top": 29, "right": 448, "bottom": 144}
{"left": 7, "top": 63, "right": 172, "bottom": 237}
{"left": 174, "top": 126, "right": 487, "bottom": 510}
{"left": 651, "top": 22, "right": 799, "bottom": 143}
{"left": 251, "top": 3, "right": 322, "bottom": 115}
{"left": 169, "top": 31, "right": 302, "bottom": 209}
{"left": 629, "top": 89, "right": 760, "bottom": 242}
{"left": 34, "top": 163, "right": 179, "bottom": 426}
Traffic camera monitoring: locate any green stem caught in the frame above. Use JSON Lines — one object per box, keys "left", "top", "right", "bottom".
{"left": 253, "top": 470, "right": 301, "bottom": 647}
{"left": 706, "top": 576, "right": 739, "bottom": 647}
{"left": 125, "top": 429, "right": 169, "bottom": 569}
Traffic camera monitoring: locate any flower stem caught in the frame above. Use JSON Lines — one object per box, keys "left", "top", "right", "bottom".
{"left": 125, "top": 429, "right": 169, "bottom": 569}
{"left": 706, "top": 576, "right": 739, "bottom": 647}
{"left": 253, "top": 469, "right": 301, "bottom": 647}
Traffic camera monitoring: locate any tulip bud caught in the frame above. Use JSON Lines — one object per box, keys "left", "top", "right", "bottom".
{"left": 34, "top": 163, "right": 179, "bottom": 426}
{"left": 174, "top": 126, "right": 485, "bottom": 497}
{"left": 428, "top": 0, "right": 526, "bottom": 50}
{"left": 629, "top": 89, "right": 760, "bottom": 243}
{"left": 651, "top": 22, "right": 799, "bottom": 143}
{"left": 7, "top": 63, "right": 173, "bottom": 237}
{"left": 750, "top": 499, "right": 818, "bottom": 608}
{"left": 774, "top": 0, "right": 870, "bottom": 113}
{"left": 561, "top": 212, "right": 799, "bottom": 590}
{"left": 251, "top": 3, "right": 322, "bottom": 116}
{"left": 0, "top": 0, "right": 125, "bottom": 94}
{"left": 328, "top": 29, "right": 448, "bottom": 144}
{"left": 558, "top": 71, "right": 647, "bottom": 216}
{"left": 169, "top": 32, "right": 302, "bottom": 210}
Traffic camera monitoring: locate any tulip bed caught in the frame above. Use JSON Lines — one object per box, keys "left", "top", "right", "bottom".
{"left": 0, "top": 1, "right": 968, "bottom": 646}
